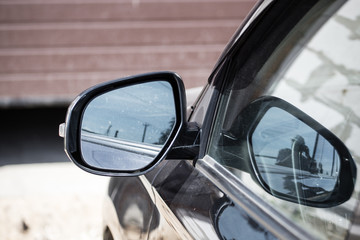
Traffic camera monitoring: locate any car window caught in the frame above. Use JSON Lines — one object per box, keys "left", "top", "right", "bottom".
{"left": 207, "top": 0, "right": 359, "bottom": 239}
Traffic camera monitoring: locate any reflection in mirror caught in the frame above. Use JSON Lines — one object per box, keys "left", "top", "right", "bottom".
{"left": 80, "top": 81, "right": 176, "bottom": 171}
{"left": 214, "top": 199, "right": 277, "bottom": 240}
{"left": 251, "top": 107, "right": 340, "bottom": 202}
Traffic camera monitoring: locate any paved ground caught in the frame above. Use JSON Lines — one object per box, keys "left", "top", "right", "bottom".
{"left": 0, "top": 107, "right": 109, "bottom": 240}
{"left": 0, "top": 162, "right": 109, "bottom": 240}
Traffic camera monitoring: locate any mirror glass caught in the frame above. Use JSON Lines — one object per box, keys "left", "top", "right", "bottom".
{"left": 80, "top": 81, "right": 176, "bottom": 171}
{"left": 251, "top": 107, "right": 340, "bottom": 202}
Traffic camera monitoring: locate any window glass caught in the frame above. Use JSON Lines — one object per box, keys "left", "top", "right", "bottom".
{"left": 208, "top": 0, "right": 359, "bottom": 239}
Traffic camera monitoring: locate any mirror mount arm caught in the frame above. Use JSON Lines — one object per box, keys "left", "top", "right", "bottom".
{"left": 166, "top": 122, "right": 200, "bottom": 160}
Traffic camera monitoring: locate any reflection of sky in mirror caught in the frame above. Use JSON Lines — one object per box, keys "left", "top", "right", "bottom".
{"left": 82, "top": 81, "right": 175, "bottom": 145}
{"left": 252, "top": 107, "right": 339, "bottom": 197}
{"left": 252, "top": 107, "right": 339, "bottom": 177}
{"left": 270, "top": 0, "right": 360, "bottom": 160}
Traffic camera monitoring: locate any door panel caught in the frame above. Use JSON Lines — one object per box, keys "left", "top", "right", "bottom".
{"left": 150, "top": 159, "right": 276, "bottom": 239}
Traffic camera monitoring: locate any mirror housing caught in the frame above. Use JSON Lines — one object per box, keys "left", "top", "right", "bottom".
{"left": 60, "top": 72, "right": 189, "bottom": 176}
{"left": 244, "top": 96, "right": 356, "bottom": 207}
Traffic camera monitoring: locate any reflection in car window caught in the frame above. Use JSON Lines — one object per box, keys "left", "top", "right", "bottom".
{"left": 208, "top": 0, "right": 359, "bottom": 239}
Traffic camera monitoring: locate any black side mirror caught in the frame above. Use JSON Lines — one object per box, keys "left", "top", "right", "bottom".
{"left": 245, "top": 96, "right": 356, "bottom": 207}
{"left": 59, "top": 72, "right": 187, "bottom": 176}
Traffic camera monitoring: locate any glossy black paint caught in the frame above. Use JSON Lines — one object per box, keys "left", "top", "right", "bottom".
{"left": 151, "top": 159, "right": 277, "bottom": 239}
{"left": 105, "top": 159, "right": 277, "bottom": 239}
{"left": 106, "top": 177, "right": 159, "bottom": 238}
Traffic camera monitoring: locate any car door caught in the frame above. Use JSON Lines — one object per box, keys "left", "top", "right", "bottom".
{"left": 146, "top": 0, "right": 360, "bottom": 239}
{"left": 60, "top": 0, "right": 359, "bottom": 239}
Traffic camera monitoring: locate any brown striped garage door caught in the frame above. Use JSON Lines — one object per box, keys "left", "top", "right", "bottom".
{"left": 0, "top": 0, "right": 256, "bottom": 107}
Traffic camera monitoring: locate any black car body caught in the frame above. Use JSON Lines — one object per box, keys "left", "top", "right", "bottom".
{"left": 60, "top": 0, "right": 360, "bottom": 239}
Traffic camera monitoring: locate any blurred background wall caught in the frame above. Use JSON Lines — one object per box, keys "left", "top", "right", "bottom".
{"left": 0, "top": 0, "right": 255, "bottom": 108}
{"left": 0, "top": 0, "right": 255, "bottom": 239}
{"left": 0, "top": 0, "right": 257, "bottom": 165}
